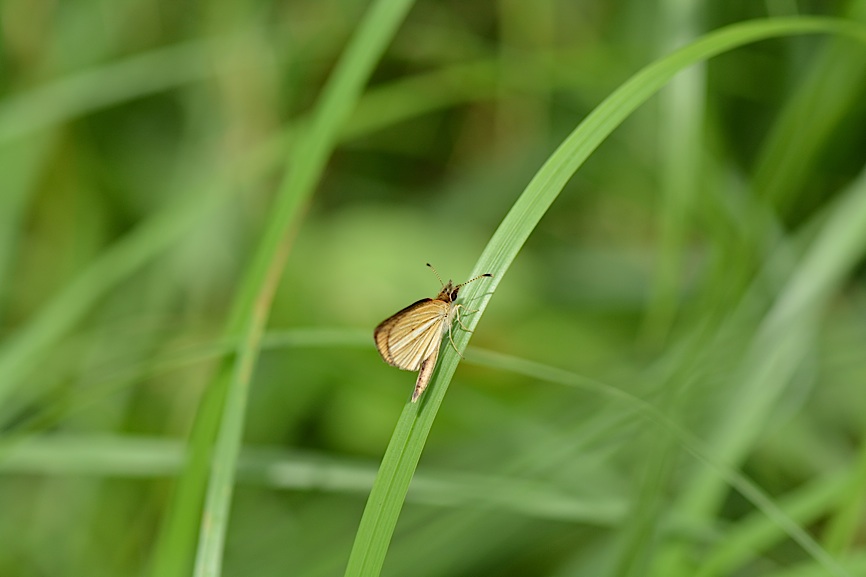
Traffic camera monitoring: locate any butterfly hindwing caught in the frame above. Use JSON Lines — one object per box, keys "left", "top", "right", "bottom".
{"left": 374, "top": 298, "right": 451, "bottom": 371}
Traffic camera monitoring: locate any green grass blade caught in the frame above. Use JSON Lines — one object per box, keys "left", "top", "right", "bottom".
{"left": 753, "top": 3, "right": 866, "bottom": 212}
{"left": 0, "top": 41, "right": 220, "bottom": 414}
{"left": 0, "top": 184, "right": 228, "bottom": 420}
{"left": 642, "top": 2, "right": 705, "bottom": 346}
{"left": 0, "top": 40, "right": 218, "bottom": 144}
{"left": 344, "top": 17, "right": 866, "bottom": 577}
{"left": 0, "top": 136, "right": 52, "bottom": 313}
{"left": 0, "top": 432, "right": 625, "bottom": 526}
{"left": 679, "top": 164, "right": 866, "bottom": 518}
{"left": 822, "top": 435, "right": 866, "bottom": 554}
{"left": 188, "top": 1, "right": 416, "bottom": 576}
{"left": 694, "top": 474, "right": 851, "bottom": 577}
{"left": 466, "top": 349, "right": 848, "bottom": 577}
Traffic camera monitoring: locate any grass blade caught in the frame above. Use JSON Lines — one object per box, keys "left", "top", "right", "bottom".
{"left": 678, "top": 164, "right": 866, "bottom": 521}
{"left": 0, "top": 40, "right": 218, "bottom": 145}
{"left": 344, "top": 16, "right": 866, "bottom": 577}
{"left": 187, "top": 1, "right": 417, "bottom": 576}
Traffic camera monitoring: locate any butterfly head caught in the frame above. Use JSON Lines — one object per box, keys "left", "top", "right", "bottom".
{"left": 427, "top": 264, "right": 493, "bottom": 303}
{"left": 436, "top": 280, "right": 458, "bottom": 302}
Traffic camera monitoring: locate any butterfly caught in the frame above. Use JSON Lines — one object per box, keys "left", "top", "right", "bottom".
{"left": 374, "top": 264, "right": 493, "bottom": 402}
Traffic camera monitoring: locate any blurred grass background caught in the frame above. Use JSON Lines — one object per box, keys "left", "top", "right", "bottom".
{"left": 2, "top": 1, "right": 866, "bottom": 576}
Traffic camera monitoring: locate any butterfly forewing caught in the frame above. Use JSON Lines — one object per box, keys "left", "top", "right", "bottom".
{"left": 374, "top": 298, "right": 451, "bottom": 371}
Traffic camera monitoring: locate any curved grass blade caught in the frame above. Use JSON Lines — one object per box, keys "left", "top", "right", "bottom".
{"left": 0, "top": 40, "right": 218, "bottom": 145}
{"left": 344, "top": 17, "right": 866, "bottom": 577}
{"left": 668, "top": 163, "right": 866, "bottom": 577}
{"left": 187, "top": 1, "right": 417, "bottom": 576}
{"left": 0, "top": 41, "right": 222, "bottom": 415}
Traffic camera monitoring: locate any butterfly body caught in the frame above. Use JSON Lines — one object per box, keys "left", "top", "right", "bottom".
{"left": 374, "top": 269, "right": 491, "bottom": 402}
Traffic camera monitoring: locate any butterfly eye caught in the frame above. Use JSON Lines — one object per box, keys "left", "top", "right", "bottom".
{"left": 450, "top": 288, "right": 459, "bottom": 301}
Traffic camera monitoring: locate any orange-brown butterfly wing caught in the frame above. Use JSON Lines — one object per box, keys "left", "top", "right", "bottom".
{"left": 374, "top": 298, "right": 450, "bottom": 371}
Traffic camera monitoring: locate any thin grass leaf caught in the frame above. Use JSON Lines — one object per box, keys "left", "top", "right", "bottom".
{"left": 680, "top": 164, "right": 866, "bottom": 519}
{"left": 0, "top": 41, "right": 221, "bottom": 414}
{"left": 642, "top": 1, "right": 705, "bottom": 345}
{"left": 466, "top": 348, "right": 849, "bottom": 577}
{"left": 0, "top": 40, "right": 218, "bottom": 145}
{"left": 0, "top": 136, "right": 52, "bottom": 312}
{"left": 0, "top": 433, "right": 625, "bottom": 525}
{"left": 0, "top": 183, "right": 228, "bottom": 421}
{"left": 344, "top": 17, "right": 866, "bottom": 577}
{"left": 694, "top": 474, "right": 851, "bottom": 577}
{"left": 188, "top": 1, "right": 417, "bottom": 576}
{"left": 822, "top": 437, "right": 866, "bottom": 554}
{"left": 753, "top": 2, "right": 866, "bottom": 211}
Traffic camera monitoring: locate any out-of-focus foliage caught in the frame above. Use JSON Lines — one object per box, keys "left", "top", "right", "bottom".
{"left": 1, "top": 1, "right": 865, "bottom": 576}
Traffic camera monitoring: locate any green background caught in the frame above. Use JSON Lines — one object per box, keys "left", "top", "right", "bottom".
{"left": 1, "top": 1, "right": 866, "bottom": 576}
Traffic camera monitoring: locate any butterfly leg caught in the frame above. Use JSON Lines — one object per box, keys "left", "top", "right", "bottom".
{"left": 454, "top": 304, "right": 476, "bottom": 333}
{"left": 445, "top": 323, "right": 465, "bottom": 359}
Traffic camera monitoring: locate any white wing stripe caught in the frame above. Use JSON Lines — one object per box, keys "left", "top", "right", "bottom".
{"left": 390, "top": 315, "right": 442, "bottom": 350}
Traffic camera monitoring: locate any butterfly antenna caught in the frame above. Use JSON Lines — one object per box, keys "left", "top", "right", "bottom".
{"left": 426, "top": 263, "right": 445, "bottom": 288}
{"left": 455, "top": 272, "right": 493, "bottom": 289}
